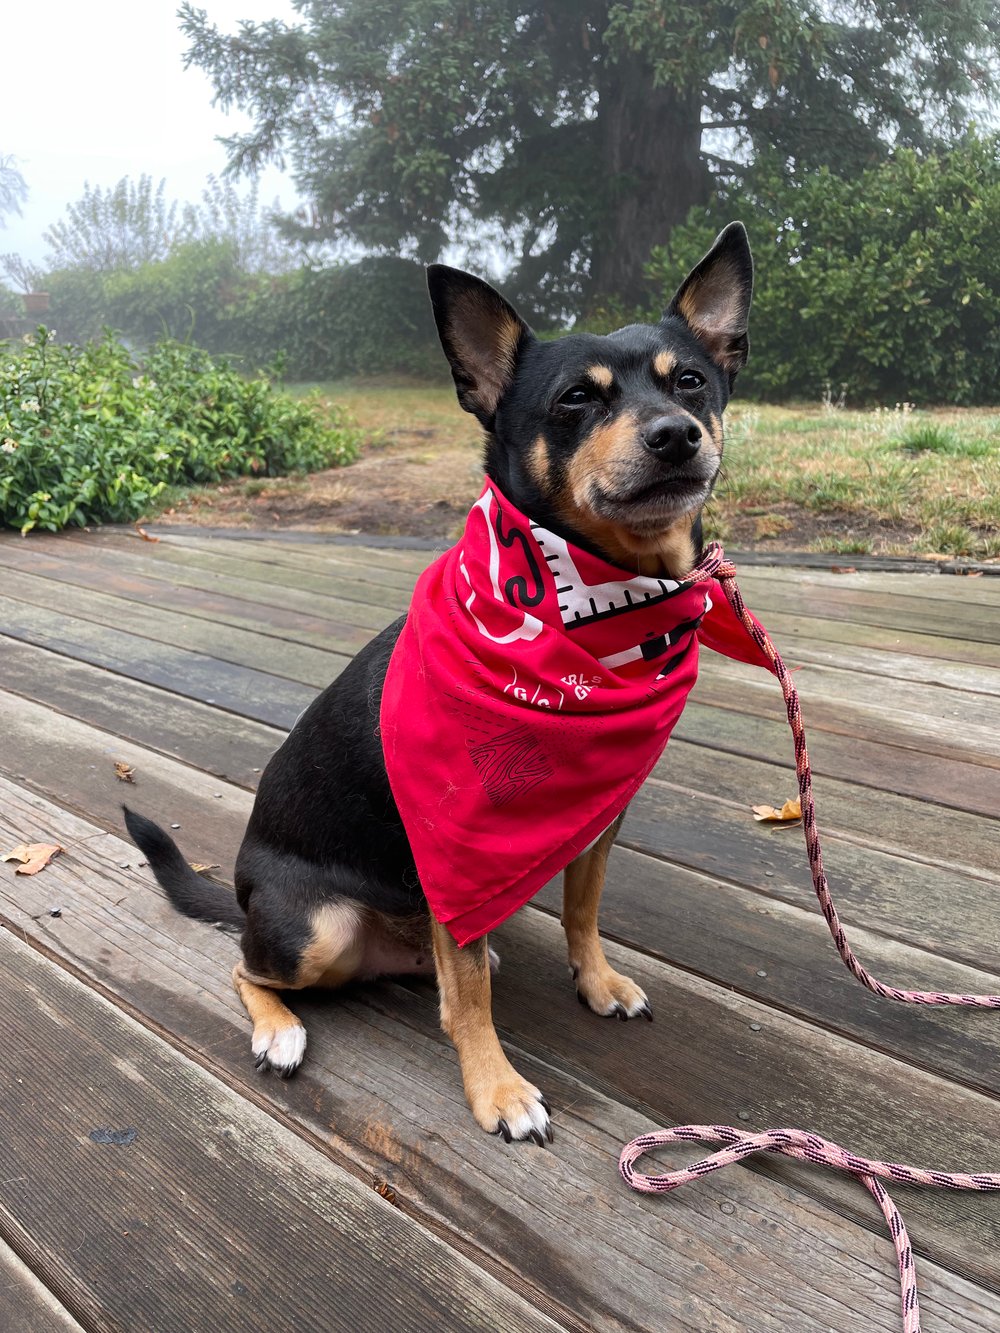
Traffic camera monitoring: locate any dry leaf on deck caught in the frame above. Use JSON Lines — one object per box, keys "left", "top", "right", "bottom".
{"left": 190, "top": 863, "right": 221, "bottom": 876}
{"left": 2, "top": 842, "right": 63, "bottom": 875}
{"left": 752, "top": 798, "right": 802, "bottom": 823}
{"left": 134, "top": 522, "right": 160, "bottom": 543}
{"left": 114, "top": 761, "right": 136, "bottom": 783}
{"left": 830, "top": 565, "right": 857, "bottom": 575}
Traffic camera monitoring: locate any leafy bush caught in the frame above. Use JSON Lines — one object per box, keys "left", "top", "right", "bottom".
{"left": 242, "top": 256, "right": 445, "bottom": 381}
{"left": 648, "top": 137, "right": 1000, "bottom": 404}
{"left": 45, "top": 251, "right": 445, "bottom": 382}
{"left": 0, "top": 328, "right": 361, "bottom": 533}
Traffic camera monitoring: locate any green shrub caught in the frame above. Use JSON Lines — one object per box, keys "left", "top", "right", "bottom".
{"left": 0, "top": 328, "right": 362, "bottom": 533}
{"left": 647, "top": 137, "right": 1000, "bottom": 405}
{"left": 45, "top": 251, "right": 445, "bottom": 382}
{"left": 246, "top": 256, "right": 445, "bottom": 381}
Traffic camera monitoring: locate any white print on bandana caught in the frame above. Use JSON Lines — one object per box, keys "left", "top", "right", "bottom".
{"left": 503, "top": 666, "right": 565, "bottom": 710}
{"left": 561, "top": 672, "right": 603, "bottom": 701}
{"left": 460, "top": 491, "right": 545, "bottom": 646}
{"left": 529, "top": 521, "right": 685, "bottom": 629}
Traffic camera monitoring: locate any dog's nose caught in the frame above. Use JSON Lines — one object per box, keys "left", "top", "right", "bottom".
{"left": 642, "top": 415, "right": 702, "bottom": 464}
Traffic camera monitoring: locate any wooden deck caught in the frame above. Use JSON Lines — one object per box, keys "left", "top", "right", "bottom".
{"left": 1, "top": 524, "right": 998, "bottom": 1333}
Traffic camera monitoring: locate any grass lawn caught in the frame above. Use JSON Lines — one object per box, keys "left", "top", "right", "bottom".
{"left": 162, "top": 377, "right": 999, "bottom": 560}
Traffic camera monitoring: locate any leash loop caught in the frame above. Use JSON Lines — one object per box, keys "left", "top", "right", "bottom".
{"left": 622, "top": 546, "right": 1000, "bottom": 1331}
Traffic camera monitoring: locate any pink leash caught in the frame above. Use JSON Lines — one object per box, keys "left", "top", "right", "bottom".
{"left": 619, "top": 546, "right": 1000, "bottom": 1332}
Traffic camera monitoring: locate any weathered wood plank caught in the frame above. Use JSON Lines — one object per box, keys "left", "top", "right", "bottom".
{"left": 697, "top": 653, "right": 1000, "bottom": 765}
{"left": 54, "top": 530, "right": 414, "bottom": 613}
{"left": 0, "top": 638, "right": 281, "bottom": 791}
{"left": 691, "top": 671, "right": 1000, "bottom": 772}
{"left": 534, "top": 846, "right": 1000, "bottom": 1100}
{"left": 0, "top": 598, "right": 318, "bottom": 728}
{"left": 0, "top": 567, "right": 351, "bottom": 688}
{"left": 0, "top": 539, "right": 378, "bottom": 657}
{"left": 0, "top": 930, "right": 565, "bottom": 1333}
{"left": 672, "top": 699, "right": 1000, "bottom": 817}
{"left": 739, "top": 565, "right": 1000, "bottom": 608}
{"left": 1, "top": 681, "right": 995, "bottom": 983}
{"left": 623, "top": 782, "right": 1000, "bottom": 974}
{"left": 649, "top": 742, "right": 998, "bottom": 877}
{"left": 21, "top": 533, "right": 401, "bottom": 633}
{"left": 719, "top": 603, "right": 1000, "bottom": 669}
{"left": 750, "top": 633, "right": 1000, "bottom": 696}
{"left": 0, "top": 688, "right": 256, "bottom": 873}
{"left": 0, "top": 1242, "right": 84, "bottom": 1333}
{"left": 155, "top": 530, "right": 426, "bottom": 591}
{"left": 2, "top": 778, "right": 999, "bottom": 1330}
{"left": 722, "top": 578, "right": 1000, "bottom": 644}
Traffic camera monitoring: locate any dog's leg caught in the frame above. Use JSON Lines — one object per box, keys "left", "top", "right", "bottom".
{"left": 234, "top": 901, "right": 365, "bottom": 1076}
{"left": 563, "top": 820, "right": 652, "bottom": 1021}
{"left": 431, "top": 918, "right": 551, "bottom": 1144}
{"left": 233, "top": 963, "right": 309, "bottom": 1077}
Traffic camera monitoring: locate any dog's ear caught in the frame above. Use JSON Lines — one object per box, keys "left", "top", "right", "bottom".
{"left": 665, "top": 222, "right": 753, "bottom": 377}
{"left": 427, "top": 265, "right": 533, "bottom": 427}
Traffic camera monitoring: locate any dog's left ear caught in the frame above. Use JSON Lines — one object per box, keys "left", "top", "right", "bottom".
{"left": 427, "top": 265, "right": 533, "bottom": 429}
{"left": 665, "top": 222, "right": 754, "bottom": 377}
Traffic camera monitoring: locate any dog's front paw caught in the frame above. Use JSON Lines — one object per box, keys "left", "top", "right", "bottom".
{"left": 573, "top": 964, "right": 653, "bottom": 1021}
{"left": 466, "top": 1060, "right": 552, "bottom": 1145}
{"left": 251, "top": 1020, "right": 307, "bottom": 1077}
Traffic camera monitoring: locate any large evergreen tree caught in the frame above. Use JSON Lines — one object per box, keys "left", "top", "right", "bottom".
{"left": 181, "top": 1, "right": 1000, "bottom": 316}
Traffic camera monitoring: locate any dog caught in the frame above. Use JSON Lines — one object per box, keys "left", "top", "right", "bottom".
{"left": 125, "top": 221, "right": 754, "bottom": 1147}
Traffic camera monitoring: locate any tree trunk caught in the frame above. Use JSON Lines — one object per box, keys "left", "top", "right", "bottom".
{"left": 589, "top": 57, "right": 710, "bottom": 311}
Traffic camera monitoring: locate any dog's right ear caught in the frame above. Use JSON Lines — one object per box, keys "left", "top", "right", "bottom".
{"left": 427, "top": 265, "right": 533, "bottom": 428}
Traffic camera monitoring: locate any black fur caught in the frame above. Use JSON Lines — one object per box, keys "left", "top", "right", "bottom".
{"left": 123, "top": 806, "right": 245, "bottom": 927}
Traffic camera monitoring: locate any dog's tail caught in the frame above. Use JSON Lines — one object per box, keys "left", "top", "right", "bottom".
{"left": 123, "top": 806, "right": 245, "bottom": 927}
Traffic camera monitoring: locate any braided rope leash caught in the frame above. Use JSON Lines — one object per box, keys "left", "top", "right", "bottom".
{"left": 620, "top": 545, "right": 1000, "bottom": 1332}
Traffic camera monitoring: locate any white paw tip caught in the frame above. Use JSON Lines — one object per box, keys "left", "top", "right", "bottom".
{"left": 252, "top": 1023, "right": 306, "bottom": 1074}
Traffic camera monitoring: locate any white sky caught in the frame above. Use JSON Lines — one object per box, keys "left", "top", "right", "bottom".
{"left": 2, "top": 0, "right": 299, "bottom": 266}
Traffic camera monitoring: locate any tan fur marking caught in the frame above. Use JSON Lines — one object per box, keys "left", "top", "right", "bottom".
{"left": 585, "top": 363, "right": 614, "bottom": 390}
{"left": 558, "top": 408, "right": 702, "bottom": 578}
{"left": 295, "top": 901, "right": 364, "bottom": 988}
{"left": 448, "top": 296, "right": 522, "bottom": 416}
{"left": 431, "top": 919, "right": 544, "bottom": 1135}
{"left": 564, "top": 413, "right": 637, "bottom": 501}
{"left": 564, "top": 822, "right": 648, "bottom": 1016}
{"left": 677, "top": 261, "right": 747, "bottom": 371}
{"left": 707, "top": 411, "right": 723, "bottom": 451}
{"left": 528, "top": 434, "right": 550, "bottom": 488}
{"left": 233, "top": 961, "right": 302, "bottom": 1033}
{"left": 653, "top": 349, "right": 677, "bottom": 378}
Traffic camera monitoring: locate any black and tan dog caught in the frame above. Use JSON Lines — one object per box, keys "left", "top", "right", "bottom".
{"left": 125, "top": 222, "right": 753, "bottom": 1146}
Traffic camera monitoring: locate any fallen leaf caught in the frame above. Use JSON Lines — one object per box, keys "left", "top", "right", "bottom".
{"left": 190, "top": 862, "right": 221, "bottom": 875}
{"left": 752, "top": 797, "right": 802, "bottom": 823}
{"left": 114, "top": 761, "right": 136, "bottom": 783}
{"left": 134, "top": 522, "right": 159, "bottom": 543}
{"left": 830, "top": 565, "right": 857, "bottom": 575}
{"left": 2, "top": 843, "right": 63, "bottom": 875}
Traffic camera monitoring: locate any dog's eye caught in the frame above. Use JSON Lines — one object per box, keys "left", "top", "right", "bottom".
{"left": 677, "top": 370, "right": 706, "bottom": 393}
{"left": 556, "top": 385, "right": 597, "bottom": 408}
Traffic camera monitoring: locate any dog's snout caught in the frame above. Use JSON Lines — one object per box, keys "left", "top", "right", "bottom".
{"left": 642, "top": 415, "right": 702, "bottom": 464}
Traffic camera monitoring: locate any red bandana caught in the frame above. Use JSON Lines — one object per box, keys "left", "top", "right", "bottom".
{"left": 380, "top": 483, "right": 776, "bottom": 945}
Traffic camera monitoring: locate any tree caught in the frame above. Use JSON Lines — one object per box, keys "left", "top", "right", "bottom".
{"left": 44, "top": 176, "right": 183, "bottom": 272}
{"left": 180, "top": 0, "right": 1000, "bottom": 317}
{"left": 43, "top": 172, "right": 295, "bottom": 276}
{"left": 0, "top": 155, "right": 27, "bottom": 227}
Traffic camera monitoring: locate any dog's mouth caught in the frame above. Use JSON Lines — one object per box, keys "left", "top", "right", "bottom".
{"left": 588, "top": 470, "right": 716, "bottom": 530}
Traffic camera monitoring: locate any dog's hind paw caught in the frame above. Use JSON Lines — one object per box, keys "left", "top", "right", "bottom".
{"left": 251, "top": 1021, "right": 307, "bottom": 1077}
